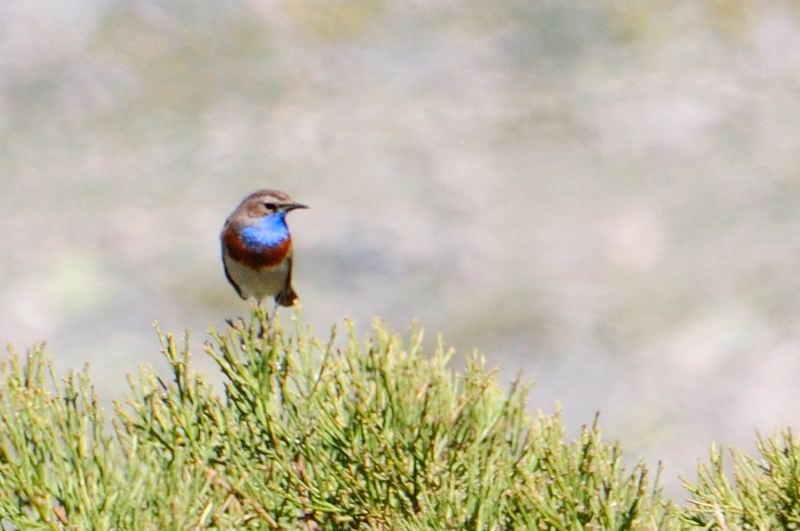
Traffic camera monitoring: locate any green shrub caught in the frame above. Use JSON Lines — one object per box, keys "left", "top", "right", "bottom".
{"left": 0, "top": 308, "right": 683, "bottom": 529}
{"left": 683, "top": 434, "right": 800, "bottom": 530}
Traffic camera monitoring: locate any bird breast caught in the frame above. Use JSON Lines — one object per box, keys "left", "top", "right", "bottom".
{"left": 222, "top": 225, "right": 292, "bottom": 269}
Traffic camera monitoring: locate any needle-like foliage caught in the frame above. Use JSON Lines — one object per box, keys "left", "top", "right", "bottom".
{"left": 683, "top": 433, "right": 800, "bottom": 530}
{"left": 0, "top": 309, "right": 680, "bottom": 529}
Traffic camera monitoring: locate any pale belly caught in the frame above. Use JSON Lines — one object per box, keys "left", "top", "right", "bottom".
{"left": 223, "top": 254, "right": 290, "bottom": 301}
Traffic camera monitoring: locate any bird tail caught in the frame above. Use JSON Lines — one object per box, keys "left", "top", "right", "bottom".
{"left": 275, "top": 285, "right": 298, "bottom": 307}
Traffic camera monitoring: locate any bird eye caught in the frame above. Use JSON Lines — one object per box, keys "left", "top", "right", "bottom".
{"left": 263, "top": 202, "right": 277, "bottom": 210}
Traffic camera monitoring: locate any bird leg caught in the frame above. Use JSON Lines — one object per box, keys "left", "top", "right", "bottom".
{"left": 266, "top": 300, "right": 279, "bottom": 332}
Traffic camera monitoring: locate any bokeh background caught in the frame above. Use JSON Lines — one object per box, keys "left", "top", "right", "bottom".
{"left": 3, "top": 0, "right": 800, "bottom": 498}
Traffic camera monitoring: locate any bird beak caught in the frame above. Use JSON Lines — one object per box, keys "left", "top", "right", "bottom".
{"left": 285, "top": 202, "right": 308, "bottom": 212}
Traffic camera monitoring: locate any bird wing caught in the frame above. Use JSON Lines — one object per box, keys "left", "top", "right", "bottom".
{"left": 275, "top": 254, "right": 298, "bottom": 307}
{"left": 222, "top": 256, "right": 246, "bottom": 299}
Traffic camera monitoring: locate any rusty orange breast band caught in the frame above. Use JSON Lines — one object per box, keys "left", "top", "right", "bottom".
{"left": 223, "top": 226, "right": 291, "bottom": 269}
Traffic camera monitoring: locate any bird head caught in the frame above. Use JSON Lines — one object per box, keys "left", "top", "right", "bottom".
{"left": 239, "top": 189, "right": 308, "bottom": 219}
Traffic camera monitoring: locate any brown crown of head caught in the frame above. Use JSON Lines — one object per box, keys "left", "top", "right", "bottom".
{"left": 233, "top": 189, "right": 308, "bottom": 219}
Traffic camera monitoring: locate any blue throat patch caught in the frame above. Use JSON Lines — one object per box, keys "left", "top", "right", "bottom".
{"left": 239, "top": 213, "right": 289, "bottom": 249}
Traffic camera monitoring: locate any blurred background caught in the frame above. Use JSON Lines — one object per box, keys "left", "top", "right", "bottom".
{"left": 2, "top": 0, "right": 800, "bottom": 498}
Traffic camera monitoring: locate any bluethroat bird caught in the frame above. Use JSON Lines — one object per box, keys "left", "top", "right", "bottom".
{"left": 221, "top": 189, "right": 307, "bottom": 310}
